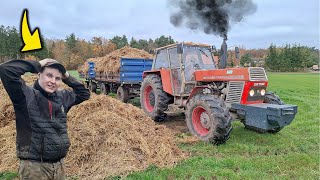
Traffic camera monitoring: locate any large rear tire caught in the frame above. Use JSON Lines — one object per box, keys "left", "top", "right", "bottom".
{"left": 140, "top": 74, "right": 171, "bottom": 122}
{"left": 185, "top": 94, "right": 232, "bottom": 145}
{"left": 117, "top": 86, "right": 129, "bottom": 103}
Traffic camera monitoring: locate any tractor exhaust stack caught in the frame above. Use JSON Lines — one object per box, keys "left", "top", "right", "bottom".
{"left": 219, "top": 37, "right": 228, "bottom": 69}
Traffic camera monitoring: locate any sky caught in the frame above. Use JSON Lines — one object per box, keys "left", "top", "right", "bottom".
{"left": 0, "top": 0, "right": 319, "bottom": 49}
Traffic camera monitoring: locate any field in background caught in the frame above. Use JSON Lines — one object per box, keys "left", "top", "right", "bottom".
{"left": 0, "top": 72, "right": 319, "bottom": 179}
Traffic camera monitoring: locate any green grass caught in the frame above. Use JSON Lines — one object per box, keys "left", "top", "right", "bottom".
{"left": 1, "top": 72, "right": 319, "bottom": 179}
{"left": 68, "top": 70, "right": 82, "bottom": 80}
{"left": 0, "top": 172, "right": 17, "bottom": 180}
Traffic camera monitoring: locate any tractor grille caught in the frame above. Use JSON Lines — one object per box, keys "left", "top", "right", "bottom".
{"left": 249, "top": 67, "right": 268, "bottom": 81}
{"left": 226, "top": 81, "right": 245, "bottom": 104}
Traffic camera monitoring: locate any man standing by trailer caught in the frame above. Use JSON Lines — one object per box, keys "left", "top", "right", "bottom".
{"left": 0, "top": 59, "right": 90, "bottom": 180}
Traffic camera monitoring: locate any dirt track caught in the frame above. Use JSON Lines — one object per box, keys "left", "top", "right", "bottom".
{"left": 162, "top": 106, "right": 200, "bottom": 144}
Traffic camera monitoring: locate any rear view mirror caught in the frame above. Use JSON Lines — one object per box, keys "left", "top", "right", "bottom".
{"left": 177, "top": 44, "right": 183, "bottom": 54}
{"left": 149, "top": 49, "right": 155, "bottom": 54}
{"left": 235, "top": 47, "right": 240, "bottom": 59}
{"left": 212, "top": 45, "right": 217, "bottom": 52}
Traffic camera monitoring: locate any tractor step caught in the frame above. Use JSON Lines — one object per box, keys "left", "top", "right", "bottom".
{"left": 232, "top": 103, "right": 298, "bottom": 133}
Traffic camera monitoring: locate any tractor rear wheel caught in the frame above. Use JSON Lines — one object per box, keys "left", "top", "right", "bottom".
{"left": 140, "top": 74, "right": 170, "bottom": 122}
{"left": 185, "top": 94, "right": 232, "bottom": 145}
{"left": 117, "top": 86, "right": 129, "bottom": 103}
{"left": 264, "top": 92, "right": 285, "bottom": 133}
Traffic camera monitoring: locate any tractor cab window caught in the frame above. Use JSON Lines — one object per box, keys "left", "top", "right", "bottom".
{"left": 168, "top": 48, "right": 179, "bottom": 68}
{"left": 183, "top": 46, "right": 216, "bottom": 70}
{"left": 154, "top": 49, "right": 169, "bottom": 69}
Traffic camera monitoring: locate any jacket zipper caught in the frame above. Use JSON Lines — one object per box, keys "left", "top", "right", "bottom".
{"left": 48, "top": 100, "right": 52, "bottom": 120}
{"left": 41, "top": 136, "right": 45, "bottom": 162}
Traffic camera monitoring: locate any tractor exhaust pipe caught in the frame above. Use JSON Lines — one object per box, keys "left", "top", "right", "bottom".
{"left": 219, "top": 37, "right": 227, "bottom": 69}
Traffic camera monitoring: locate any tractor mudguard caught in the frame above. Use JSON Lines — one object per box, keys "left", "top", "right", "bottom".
{"left": 232, "top": 103, "right": 298, "bottom": 133}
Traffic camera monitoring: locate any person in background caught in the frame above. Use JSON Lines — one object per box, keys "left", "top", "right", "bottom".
{"left": 0, "top": 59, "right": 90, "bottom": 180}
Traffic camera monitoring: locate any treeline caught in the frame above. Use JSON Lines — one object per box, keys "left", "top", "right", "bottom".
{"left": 0, "top": 25, "right": 49, "bottom": 62}
{"left": 0, "top": 25, "right": 175, "bottom": 69}
{"left": 265, "top": 44, "right": 319, "bottom": 72}
{"left": 227, "top": 48, "right": 268, "bottom": 67}
{"left": 228, "top": 44, "right": 319, "bottom": 72}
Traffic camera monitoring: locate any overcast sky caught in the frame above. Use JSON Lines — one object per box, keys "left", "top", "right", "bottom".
{"left": 0, "top": 0, "right": 319, "bottom": 49}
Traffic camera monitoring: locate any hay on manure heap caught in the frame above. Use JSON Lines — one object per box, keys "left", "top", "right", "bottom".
{"left": 78, "top": 46, "right": 153, "bottom": 74}
{"left": 66, "top": 94, "right": 185, "bottom": 179}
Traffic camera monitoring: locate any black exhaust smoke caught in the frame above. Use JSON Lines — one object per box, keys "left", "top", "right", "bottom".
{"left": 169, "top": 0, "right": 257, "bottom": 39}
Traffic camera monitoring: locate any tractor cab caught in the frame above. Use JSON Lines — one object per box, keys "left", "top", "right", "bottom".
{"left": 151, "top": 42, "right": 216, "bottom": 95}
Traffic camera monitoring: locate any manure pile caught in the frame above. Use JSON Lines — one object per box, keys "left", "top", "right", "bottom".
{"left": 78, "top": 46, "right": 153, "bottom": 74}
{"left": 0, "top": 76, "right": 186, "bottom": 179}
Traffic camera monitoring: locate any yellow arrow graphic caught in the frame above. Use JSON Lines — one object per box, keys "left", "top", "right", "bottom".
{"left": 21, "top": 9, "right": 42, "bottom": 52}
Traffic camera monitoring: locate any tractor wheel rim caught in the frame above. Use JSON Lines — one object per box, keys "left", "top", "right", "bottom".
{"left": 192, "top": 106, "right": 210, "bottom": 136}
{"left": 149, "top": 92, "right": 155, "bottom": 106}
{"left": 200, "top": 112, "right": 210, "bottom": 129}
{"left": 144, "top": 85, "right": 154, "bottom": 112}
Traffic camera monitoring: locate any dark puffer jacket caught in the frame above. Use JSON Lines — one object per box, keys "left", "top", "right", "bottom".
{"left": 0, "top": 60, "right": 90, "bottom": 162}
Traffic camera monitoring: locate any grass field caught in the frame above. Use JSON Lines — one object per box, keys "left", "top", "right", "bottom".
{"left": 1, "top": 72, "right": 319, "bottom": 180}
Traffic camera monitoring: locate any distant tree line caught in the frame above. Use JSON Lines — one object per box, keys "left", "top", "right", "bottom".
{"left": 265, "top": 44, "right": 319, "bottom": 72}
{"left": 111, "top": 35, "right": 175, "bottom": 52}
{"left": 227, "top": 44, "right": 319, "bottom": 72}
{"left": 0, "top": 25, "right": 49, "bottom": 62}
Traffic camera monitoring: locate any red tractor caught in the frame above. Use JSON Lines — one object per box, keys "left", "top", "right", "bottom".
{"left": 140, "top": 41, "right": 297, "bottom": 145}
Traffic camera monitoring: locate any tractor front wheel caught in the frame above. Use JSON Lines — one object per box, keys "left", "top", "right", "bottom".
{"left": 140, "top": 74, "right": 170, "bottom": 122}
{"left": 264, "top": 92, "right": 284, "bottom": 105}
{"left": 185, "top": 94, "right": 232, "bottom": 145}
{"left": 263, "top": 92, "right": 285, "bottom": 133}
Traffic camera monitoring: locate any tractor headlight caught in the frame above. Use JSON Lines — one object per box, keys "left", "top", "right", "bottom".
{"left": 249, "top": 90, "right": 255, "bottom": 96}
{"left": 260, "top": 89, "right": 266, "bottom": 96}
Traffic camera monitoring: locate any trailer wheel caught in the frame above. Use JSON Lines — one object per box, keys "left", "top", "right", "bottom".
{"left": 88, "top": 81, "right": 97, "bottom": 93}
{"left": 264, "top": 92, "right": 285, "bottom": 133}
{"left": 83, "top": 80, "right": 89, "bottom": 89}
{"left": 117, "top": 86, "right": 129, "bottom": 103}
{"left": 100, "top": 83, "right": 110, "bottom": 95}
{"left": 140, "top": 74, "right": 170, "bottom": 122}
{"left": 185, "top": 94, "right": 232, "bottom": 145}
